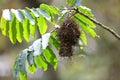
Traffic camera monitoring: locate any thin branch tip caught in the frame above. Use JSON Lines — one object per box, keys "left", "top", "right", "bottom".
{"left": 74, "top": 8, "right": 120, "bottom": 40}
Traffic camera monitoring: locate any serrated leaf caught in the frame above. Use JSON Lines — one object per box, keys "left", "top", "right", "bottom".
{"left": 23, "top": 19, "right": 30, "bottom": 42}
{"left": 9, "top": 14, "right": 16, "bottom": 43}
{"left": 37, "top": 15, "right": 48, "bottom": 34}
{"left": 43, "top": 46, "right": 58, "bottom": 70}
{"left": 66, "top": 0, "right": 75, "bottom": 6}
{"left": 36, "top": 8, "right": 51, "bottom": 21}
{"left": 80, "top": 31, "right": 87, "bottom": 45}
{"left": 42, "top": 33, "right": 51, "bottom": 49}
{"left": 11, "top": 9, "right": 25, "bottom": 22}
{"left": 0, "top": 17, "right": 9, "bottom": 36}
{"left": 75, "top": 0, "right": 82, "bottom": 6}
{"left": 16, "top": 20, "right": 23, "bottom": 43}
{"left": 73, "top": 16, "right": 97, "bottom": 37}
{"left": 34, "top": 55, "right": 48, "bottom": 71}
{"left": 49, "top": 36, "right": 60, "bottom": 50}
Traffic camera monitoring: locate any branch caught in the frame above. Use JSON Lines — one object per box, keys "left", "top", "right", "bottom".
{"left": 74, "top": 8, "right": 120, "bottom": 40}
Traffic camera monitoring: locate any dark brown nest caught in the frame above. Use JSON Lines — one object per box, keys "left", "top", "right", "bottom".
{"left": 58, "top": 17, "right": 80, "bottom": 57}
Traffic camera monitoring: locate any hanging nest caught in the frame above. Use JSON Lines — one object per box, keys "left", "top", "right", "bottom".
{"left": 58, "top": 17, "right": 80, "bottom": 57}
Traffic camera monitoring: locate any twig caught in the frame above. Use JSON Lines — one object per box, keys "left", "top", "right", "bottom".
{"left": 74, "top": 8, "right": 120, "bottom": 40}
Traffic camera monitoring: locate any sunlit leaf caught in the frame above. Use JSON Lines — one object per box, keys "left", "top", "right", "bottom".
{"left": 30, "top": 8, "right": 40, "bottom": 17}
{"left": 78, "top": 6, "right": 95, "bottom": 18}
{"left": 16, "top": 20, "right": 23, "bottom": 43}
{"left": 43, "top": 46, "right": 58, "bottom": 70}
{"left": 27, "top": 65, "right": 36, "bottom": 74}
{"left": 75, "top": 13, "right": 96, "bottom": 28}
{"left": 2, "top": 9, "right": 12, "bottom": 21}
{"left": 19, "top": 72, "right": 27, "bottom": 80}
{"left": 37, "top": 15, "right": 48, "bottom": 34}
{"left": 0, "top": 17, "right": 9, "bottom": 36}
{"left": 9, "top": 14, "right": 16, "bottom": 43}
{"left": 36, "top": 8, "right": 51, "bottom": 21}
{"left": 30, "top": 39, "right": 42, "bottom": 56}
{"left": 22, "top": 19, "right": 30, "bottom": 42}
{"left": 80, "top": 31, "right": 87, "bottom": 45}
{"left": 11, "top": 9, "right": 25, "bottom": 22}
{"left": 27, "top": 50, "right": 36, "bottom": 73}
{"left": 34, "top": 55, "right": 48, "bottom": 71}
{"left": 40, "top": 4, "right": 60, "bottom": 15}
{"left": 23, "top": 9, "right": 35, "bottom": 25}
{"left": 42, "top": 33, "right": 51, "bottom": 49}
{"left": 49, "top": 36, "right": 60, "bottom": 50}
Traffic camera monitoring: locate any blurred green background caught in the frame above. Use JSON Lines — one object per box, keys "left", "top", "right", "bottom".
{"left": 0, "top": 0, "right": 120, "bottom": 80}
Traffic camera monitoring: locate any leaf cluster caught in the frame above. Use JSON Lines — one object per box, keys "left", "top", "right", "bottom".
{"left": 0, "top": 0, "right": 98, "bottom": 80}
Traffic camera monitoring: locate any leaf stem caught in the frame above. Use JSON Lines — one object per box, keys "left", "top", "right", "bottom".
{"left": 74, "top": 8, "right": 120, "bottom": 40}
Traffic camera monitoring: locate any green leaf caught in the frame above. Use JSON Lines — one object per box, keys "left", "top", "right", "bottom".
{"left": 27, "top": 65, "right": 36, "bottom": 74}
{"left": 57, "top": 10, "right": 67, "bottom": 24}
{"left": 23, "top": 19, "right": 30, "bottom": 42}
{"left": 42, "top": 33, "right": 51, "bottom": 49}
{"left": 27, "top": 50, "right": 34, "bottom": 66}
{"left": 13, "top": 57, "right": 19, "bottom": 79}
{"left": 43, "top": 46, "right": 58, "bottom": 70}
{"left": 36, "top": 8, "right": 51, "bottom": 21}
{"left": 75, "top": 0, "right": 82, "bottom": 6}
{"left": 34, "top": 55, "right": 48, "bottom": 71}
{"left": 14, "top": 49, "right": 28, "bottom": 80}
{"left": 19, "top": 72, "right": 27, "bottom": 80}
{"left": 66, "top": 0, "right": 75, "bottom": 6}
{"left": 23, "top": 9, "right": 35, "bottom": 25}
{"left": 40, "top": 4, "right": 60, "bottom": 23}
{"left": 40, "top": 4, "right": 60, "bottom": 15}
{"left": 80, "top": 31, "right": 87, "bottom": 45}
{"left": 27, "top": 50, "right": 37, "bottom": 73}
{"left": 11, "top": 9, "right": 25, "bottom": 22}
{"left": 30, "top": 8, "right": 40, "bottom": 17}
{"left": 9, "top": 14, "right": 16, "bottom": 43}
{"left": 16, "top": 20, "right": 23, "bottom": 43}
{"left": 49, "top": 36, "right": 60, "bottom": 50}
{"left": 0, "top": 17, "right": 9, "bottom": 36}
{"left": 19, "top": 50, "right": 28, "bottom": 74}
{"left": 30, "top": 24, "right": 37, "bottom": 37}
{"left": 26, "top": 8, "right": 37, "bottom": 37}
{"left": 78, "top": 6, "right": 95, "bottom": 18}
{"left": 73, "top": 16, "right": 97, "bottom": 37}
{"left": 37, "top": 15, "right": 47, "bottom": 34}
{"left": 2, "top": 9, "right": 12, "bottom": 21}
{"left": 30, "top": 39, "right": 42, "bottom": 56}
{"left": 75, "top": 13, "right": 96, "bottom": 28}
